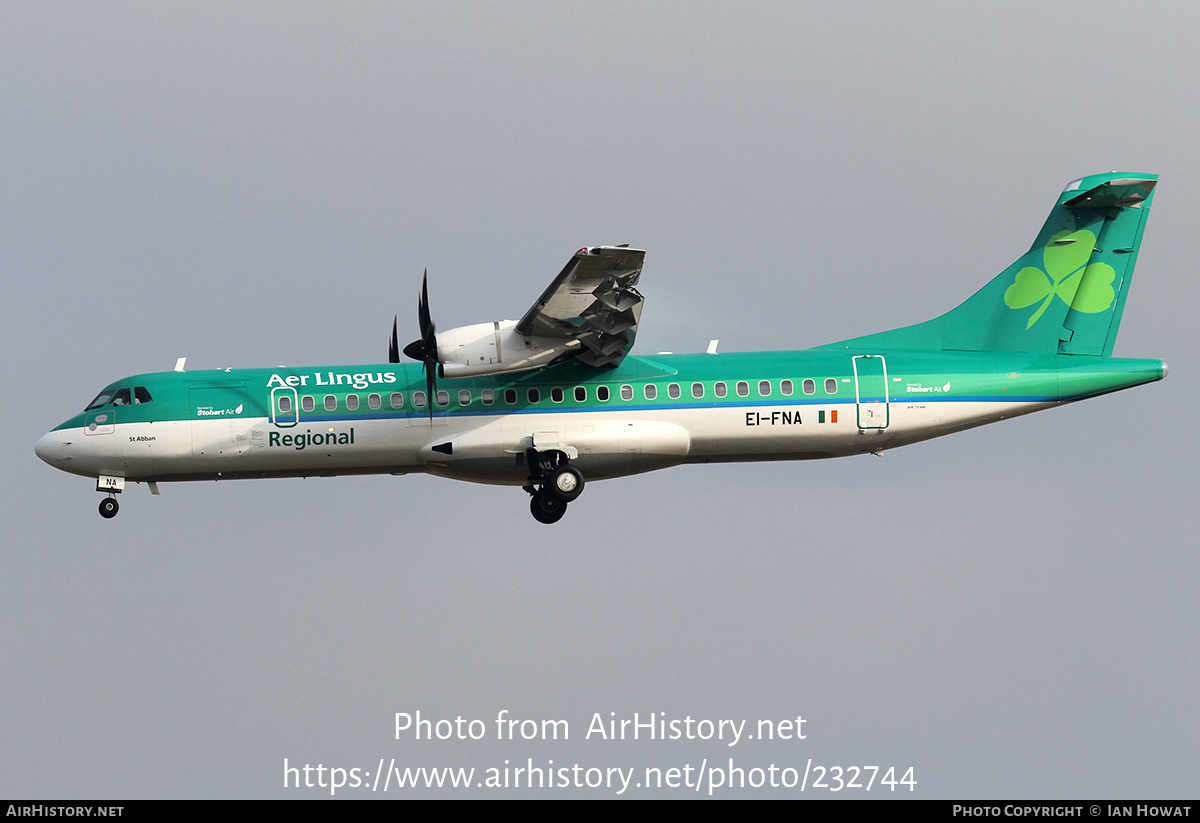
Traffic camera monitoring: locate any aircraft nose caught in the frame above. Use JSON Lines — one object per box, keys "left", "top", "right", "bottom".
{"left": 35, "top": 431, "right": 68, "bottom": 466}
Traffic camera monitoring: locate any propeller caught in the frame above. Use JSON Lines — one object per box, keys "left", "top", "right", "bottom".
{"left": 388, "top": 316, "right": 400, "bottom": 363}
{"left": 401, "top": 269, "right": 439, "bottom": 418}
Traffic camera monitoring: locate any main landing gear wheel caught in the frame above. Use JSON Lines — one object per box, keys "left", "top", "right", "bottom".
{"left": 530, "top": 489, "right": 567, "bottom": 524}
{"left": 524, "top": 448, "right": 585, "bottom": 523}
{"left": 99, "top": 497, "right": 119, "bottom": 519}
{"left": 548, "top": 465, "right": 584, "bottom": 502}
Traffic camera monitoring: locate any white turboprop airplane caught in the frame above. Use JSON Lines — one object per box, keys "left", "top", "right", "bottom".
{"left": 36, "top": 173, "right": 1166, "bottom": 523}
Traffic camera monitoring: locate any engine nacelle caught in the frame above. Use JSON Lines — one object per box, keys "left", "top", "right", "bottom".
{"left": 436, "top": 320, "right": 579, "bottom": 378}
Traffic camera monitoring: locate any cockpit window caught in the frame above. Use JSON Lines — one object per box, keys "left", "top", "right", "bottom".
{"left": 85, "top": 389, "right": 118, "bottom": 410}
{"left": 84, "top": 385, "right": 153, "bottom": 411}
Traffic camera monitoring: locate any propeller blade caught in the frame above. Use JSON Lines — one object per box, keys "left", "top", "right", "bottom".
{"left": 418, "top": 269, "right": 434, "bottom": 340}
{"left": 388, "top": 316, "right": 399, "bottom": 363}
{"left": 425, "top": 360, "right": 437, "bottom": 422}
{"left": 404, "top": 269, "right": 439, "bottom": 363}
{"left": 400, "top": 268, "right": 439, "bottom": 421}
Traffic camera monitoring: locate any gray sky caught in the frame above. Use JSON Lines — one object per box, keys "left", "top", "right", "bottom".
{"left": 4, "top": 2, "right": 1197, "bottom": 798}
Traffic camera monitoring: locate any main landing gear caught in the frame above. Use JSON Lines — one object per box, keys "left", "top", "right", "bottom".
{"left": 524, "top": 448, "right": 585, "bottom": 524}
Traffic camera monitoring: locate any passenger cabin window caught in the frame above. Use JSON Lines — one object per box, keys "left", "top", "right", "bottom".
{"left": 481, "top": 389, "right": 494, "bottom": 405}
{"left": 302, "top": 396, "right": 315, "bottom": 412}
{"left": 528, "top": 388, "right": 540, "bottom": 404}
{"left": 759, "top": 380, "right": 771, "bottom": 397}
{"left": 781, "top": 380, "right": 793, "bottom": 396}
{"left": 346, "top": 394, "right": 359, "bottom": 411}
{"left": 134, "top": 387, "right": 153, "bottom": 404}
{"left": 324, "top": 395, "right": 337, "bottom": 411}
{"left": 552, "top": 387, "right": 564, "bottom": 403}
{"left": 574, "top": 386, "right": 587, "bottom": 402}
{"left": 668, "top": 383, "right": 681, "bottom": 399}
{"left": 825, "top": 378, "right": 838, "bottom": 394}
{"left": 459, "top": 390, "right": 472, "bottom": 405}
{"left": 278, "top": 396, "right": 292, "bottom": 413}
{"left": 736, "top": 381, "right": 749, "bottom": 397}
{"left": 644, "top": 384, "right": 657, "bottom": 400}
{"left": 802, "top": 379, "right": 816, "bottom": 395}
{"left": 436, "top": 390, "right": 449, "bottom": 407}
{"left": 504, "top": 388, "right": 517, "bottom": 404}
{"left": 692, "top": 382, "right": 704, "bottom": 398}
{"left": 597, "top": 386, "right": 610, "bottom": 401}
{"left": 620, "top": 385, "right": 633, "bottom": 401}
{"left": 390, "top": 392, "right": 404, "bottom": 409}
{"left": 414, "top": 391, "right": 427, "bottom": 408}
{"left": 715, "top": 382, "right": 727, "bottom": 398}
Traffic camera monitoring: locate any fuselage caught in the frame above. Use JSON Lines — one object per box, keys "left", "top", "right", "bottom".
{"left": 35, "top": 348, "right": 1166, "bottom": 489}
{"left": 35, "top": 172, "right": 1167, "bottom": 523}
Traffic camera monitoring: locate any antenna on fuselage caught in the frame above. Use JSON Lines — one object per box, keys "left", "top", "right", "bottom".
{"left": 174, "top": 357, "right": 187, "bottom": 372}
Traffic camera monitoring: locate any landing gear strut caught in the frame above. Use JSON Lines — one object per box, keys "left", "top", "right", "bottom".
{"left": 524, "top": 448, "right": 585, "bottom": 524}
{"left": 99, "top": 496, "right": 119, "bottom": 519}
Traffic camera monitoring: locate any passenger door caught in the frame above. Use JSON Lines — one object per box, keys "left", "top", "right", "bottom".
{"left": 852, "top": 355, "right": 889, "bottom": 430}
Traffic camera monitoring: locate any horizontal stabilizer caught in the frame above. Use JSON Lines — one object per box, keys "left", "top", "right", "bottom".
{"left": 1064, "top": 177, "right": 1156, "bottom": 210}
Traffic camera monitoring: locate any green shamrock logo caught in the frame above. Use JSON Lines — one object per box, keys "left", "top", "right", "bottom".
{"left": 1003, "top": 229, "right": 1117, "bottom": 328}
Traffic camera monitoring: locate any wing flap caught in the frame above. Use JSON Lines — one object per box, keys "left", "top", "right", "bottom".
{"left": 516, "top": 246, "right": 646, "bottom": 368}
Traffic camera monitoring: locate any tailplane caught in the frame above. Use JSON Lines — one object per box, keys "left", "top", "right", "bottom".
{"left": 822, "top": 173, "right": 1157, "bottom": 356}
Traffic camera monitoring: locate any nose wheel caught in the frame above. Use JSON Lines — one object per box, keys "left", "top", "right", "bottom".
{"left": 98, "top": 496, "right": 119, "bottom": 519}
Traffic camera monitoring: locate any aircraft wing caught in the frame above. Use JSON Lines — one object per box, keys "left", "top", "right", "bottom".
{"left": 515, "top": 246, "right": 646, "bottom": 367}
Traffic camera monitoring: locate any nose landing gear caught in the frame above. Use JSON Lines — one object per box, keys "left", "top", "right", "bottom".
{"left": 99, "top": 496, "right": 119, "bottom": 519}
{"left": 95, "top": 474, "right": 125, "bottom": 519}
{"left": 524, "top": 448, "right": 585, "bottom": 524}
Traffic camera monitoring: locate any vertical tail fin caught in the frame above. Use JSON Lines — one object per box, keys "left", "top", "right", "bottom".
{"left": 821, "top": 173, "right": 1157, "bottom": 355}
